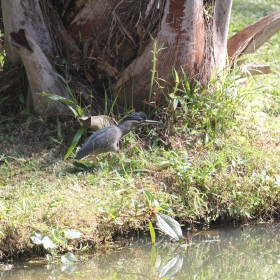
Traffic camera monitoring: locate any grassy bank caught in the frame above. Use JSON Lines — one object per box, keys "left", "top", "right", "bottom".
{"left": 1, "top": 0, "right": 280, "bottom": 259}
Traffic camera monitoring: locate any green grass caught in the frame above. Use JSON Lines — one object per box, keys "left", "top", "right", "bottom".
{"left": 1, "top": 1, "right": 280, "bottom": 259}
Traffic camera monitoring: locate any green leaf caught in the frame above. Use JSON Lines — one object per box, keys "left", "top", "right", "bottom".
{"left": 156, "top": 204, "right": 170, "bottom": 212}
{"left": 149, "top": 221, "right": 156, "bottom": 244}
{"left": 51, "top": 72, "right": 75, "bottom": 101}
{"left": 41, "top": 236, "right": 57, "bottom": 250}
{"left": 156, "top": 213, "right": 183, "bottom": 242}
{"left": 49, "top": 136, "right": 61, "bottom": 144}
{"left": 19, "top": 93, "right": 24, "bottom": 103}
{"left": 38, "top": 93, "right": 76, "bottom": 105}
{"left": 61, "top": 252, "right": 77, "bottom": 264}
{"left": 77, "top": 106, "right": 84, "bottom": 117}
{"left": 172, "top": 68, "right": 179, "bottom": 85}
{"left": 64, "top": 229, "right": 82, "bottom": 239}
{"left": 182, "top": 69, "right": 190, "bottom": 91}
{"left": 51, "top": 228, "right": 65, "bottom": 243}
{"left": 144, "top": 190, "right": 154, "bottom": 206}
{"left": 68, "top": 105, "right": 78, "bottom": 118}
{"left": 173, "top": 98, "right": 179, "bottom": 111}
{"left": 30, "top": 232, "right": 44, "bottom": 244}
{"left": 210, "top": 67, "right": 219, "bottom": 82}
{"left": 108, "top": 205, "right": 120, "bottom": 219}
{"left": 132, "top": 199, "right": 138, "bottom": 210}
{"left": 64, "top": 127, "right": 87, "bottom": 160}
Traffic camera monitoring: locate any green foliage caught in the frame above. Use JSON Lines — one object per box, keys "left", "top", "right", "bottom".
{"left": 38, "top": 91, "right": 86, "bottom": 159}
{"left": 148, "top": 221, "right": 156, "bottom": 244}
{"left": 0, "top": 43, "right": 5, "bottom": 68}
{"left": 38, "top": 70, "right": 88, "bottom": 160}
{"left": 149, "top": 41, "right": 166, "bottom": 111}
{"left": 165, "top": 67, "right": 244, "bottom": 138}
{"left": 144, "top": 189, "right": 154, "bottom": 206}
{"left": 38, "top": 92, "right": 83, "bottom": 119}
{"left": 30, "top": 228, "right": 82, "bottom": 263}
{"left": 144, "top": 190, "right": 183, "bottom": 243}
{"left": 64, "top": 127, "right": 87, "bottom": 160}
{"left": 156, "top": 213, "right": 183, "bottom": 242}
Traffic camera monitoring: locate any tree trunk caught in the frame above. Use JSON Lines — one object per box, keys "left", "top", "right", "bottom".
{"left": 1, "top": 0, "right": 71, "bottom": 117}
{"left": 65, "top": 0, "right": 233, "bottom": 111}
{"left": 2, "top": 0, "right": 53, "bottom": 66}
{"left": 112, "top": 0, "right": 233, "bottom": 111}
{"left": 1, "top": 0, "right": 234, "bottom": 116}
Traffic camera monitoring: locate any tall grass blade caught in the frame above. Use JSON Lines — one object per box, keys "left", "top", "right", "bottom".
{"left": 64, "top": 127, "right": 87, "bottom": 160}
{"left": 149, "top": 221, "right": 156, "bottom": 244}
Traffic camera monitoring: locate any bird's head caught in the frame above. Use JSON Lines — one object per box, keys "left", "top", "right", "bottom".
{"left": 119, "top": 112, "right": 160, "bottom": 126}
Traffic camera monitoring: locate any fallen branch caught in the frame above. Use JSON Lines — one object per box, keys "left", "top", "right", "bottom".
{"left": 228, "top": 10, "right": 280, "bottom": 64}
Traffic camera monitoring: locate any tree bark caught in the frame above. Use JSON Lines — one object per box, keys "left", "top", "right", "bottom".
{"left": 112, "top": 0, "right": 233, "bottom": 111}
{"left": 2, "top": 0, "right": 53, "bottom": 66}
{"left": 11, "top": 29, "right": 70, "bottom": 117}
{"left": 1, "top": 0, "right": 235, "bottom": 116}
{"left": 2, "top": 0, "right": 70, "bottom": 117}
{"left": 213, "top": 0, "right": 233, "bottom": 69}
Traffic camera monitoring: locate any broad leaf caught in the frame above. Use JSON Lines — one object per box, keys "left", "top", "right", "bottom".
{"left": 30, "top": 232, "right": 44, "bottom": 244}
{"left": 156, "top": 204, "right": 170, "bottom": 212}
{"left": 41, "top": 236, "right": 57, "bottom": 250}
{"left": 156, "top": 213, "right": 183, "bottom": 242}
{"left": 51, "top": 228, "right": 66, "bottom": 243}
{"left": 64, "top": 229, "right": 82, "bottom": 239}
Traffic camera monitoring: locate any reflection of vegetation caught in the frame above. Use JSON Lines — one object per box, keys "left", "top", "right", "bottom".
{"left": 97, "top": 224, "right": 280, "bottom": 279}
{"left": 1, "top": 0, "right": 280, "bottom": 261}
{"left": 2, "top": 224, "right": 280, "bottom": 279}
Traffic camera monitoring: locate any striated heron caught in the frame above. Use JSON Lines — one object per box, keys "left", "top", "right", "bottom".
{"left": 75, "top": 112, "right": 159, "bottom": 163}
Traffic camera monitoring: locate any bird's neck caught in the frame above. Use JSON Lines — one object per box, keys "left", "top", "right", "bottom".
{"left": 117, "top": 122, "right": 132, "bottom": 138}
{"left": 118, "top": 121, "right": 140, "bottom": 138}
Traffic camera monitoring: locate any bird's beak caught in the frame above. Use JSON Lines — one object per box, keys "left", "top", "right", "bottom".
{"left": 141, "top": 119, "right": 160, "bottom": 124}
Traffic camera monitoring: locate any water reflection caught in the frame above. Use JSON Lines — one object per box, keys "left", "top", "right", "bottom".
{"left": 1, "top": 223, "right": 280, "bottom": 279}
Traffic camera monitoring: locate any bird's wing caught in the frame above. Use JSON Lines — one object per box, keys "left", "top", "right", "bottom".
{"left": 75, "top": 126, "right": 121, "bottom": 160}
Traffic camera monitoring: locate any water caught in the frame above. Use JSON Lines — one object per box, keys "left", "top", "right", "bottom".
{"left": 1, "top": 223, "right": 280, "bottom": 279}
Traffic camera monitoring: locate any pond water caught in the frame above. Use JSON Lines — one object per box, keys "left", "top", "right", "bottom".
{"left": 1, "top": 223, "right": 280, "bottom": 279}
